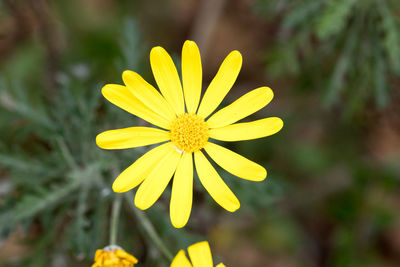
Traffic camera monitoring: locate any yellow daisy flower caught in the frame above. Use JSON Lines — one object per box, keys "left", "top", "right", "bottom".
{"left": 96, "top": 40, "right": 283, "bottom": 228}
{"left": 92, "top": 245, "right": 138, "bottom": 267}
{"left": 171, "top": 241, "right": 225, "bottom": 267}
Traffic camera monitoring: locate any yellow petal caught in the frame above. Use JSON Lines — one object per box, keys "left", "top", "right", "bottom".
{"left": 94, "top": 250, "right": 103, "bottom": 261}
{"left": 122, "top": 70, "right": 176, "bottom": 121}
{"left": 194, "top": 151, "right": 240, "bottom": 212}
{"left": 171, "top": 250, "right": 193, "bottom": 267}
{"left": 102, "top": 84, "right": 171, "bottom": 129}
{"left": 150, "top": 46, "right": 185, "bottom": 115}
{"left": 112, "top": 142, "right": 172, "bottom": 193}
{"left": 188, "top": 241, "right": 213, "bottom": 267}
{"left": 135, "top": 145, "right": 181, "bottom": 210}
{"left": 114, "top": 250, "right": 138, "bottom": 263}
{"left": 96, "top": 127, "right": 170, "bottom": 150}
{"left": 170, "top": 152, "right": 193, "bottom": 228}
{"left": 209, "top": 117, "right": 283, "bottom": 141}
{"left": 216, "top": 263, "right": 226, "bottom": 267}
{"left": 182, "top": 40, "right": 202, "bottom": 113}
{"left": 207, "top": 87, "right": 274, "bottom": 128}
{"left": 197, "top": 51, "right": 242, "bottom": 119}
{"left": 204, "top": 142, "right": 266, "bottom": 181}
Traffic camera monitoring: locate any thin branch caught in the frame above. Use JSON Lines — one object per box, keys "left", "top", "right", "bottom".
{"left": 109, "top": 194, "right": 122, "bottom": 245}
{"left": 123, "top": 192, "right": 174, "bottom": 261}
{"left": 28, "top": 0, "right": 60, "bottom": 98}
{"left": 189, "top": 0, "right": 227, "bottom": 56}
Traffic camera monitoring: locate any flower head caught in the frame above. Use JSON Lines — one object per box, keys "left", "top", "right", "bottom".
{"left": 96, "top": 40, "right": 283, "bottom": 228}
{"left": 171, "top": 241, "right": 225, "bottom": 267}
{"left": 92, "top": 245, "right": 138, "bottom": 267}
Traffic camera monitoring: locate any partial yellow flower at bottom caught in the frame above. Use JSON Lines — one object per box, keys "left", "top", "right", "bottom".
{"left": 96, "top": 40, "right": 284, "bottom": 228}
{"left": 92, "top": 245, "right": 138, "bottom": 267}
{"left": 171, "top": 241, "right": 225, "bottom": 267}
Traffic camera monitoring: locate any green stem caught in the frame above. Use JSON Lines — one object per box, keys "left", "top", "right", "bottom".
{"left": 109, "top": 195, "right": 122, "bottom": 245}
{"left": 124, "top": 192, "right": 174, "bottom": 261}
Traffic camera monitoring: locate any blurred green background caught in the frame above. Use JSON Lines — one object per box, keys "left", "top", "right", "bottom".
{"left": 1, "top": 0, "right": 400, "bottom": 266}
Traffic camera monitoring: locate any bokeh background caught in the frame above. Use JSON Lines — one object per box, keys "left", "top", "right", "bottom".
{"left": 1, "top": 0, "right": 400, "bottom": 266}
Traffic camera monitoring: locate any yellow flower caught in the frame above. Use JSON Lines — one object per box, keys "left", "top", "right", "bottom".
{"left": 92, "top": 245, "right": 138, "bottom": 267}
{"left": 96, "top": 40, "right": 283, "bottom": 228}
{"left": 171, "top": 241, "right": 225, "bottom": 267}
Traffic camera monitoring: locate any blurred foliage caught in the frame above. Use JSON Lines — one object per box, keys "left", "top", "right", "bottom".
{"left": 1, "top": 0, "right": 400, "bottom": 267}
{"left": 255, "top": 0, "right": 400, "bottom": 113}
{"left": 0, "top": 16, "right": 196, "bottom": 266}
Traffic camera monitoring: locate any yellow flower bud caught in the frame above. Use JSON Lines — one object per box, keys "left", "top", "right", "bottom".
{"left": 92, "top": 245, "right": 138, "bottom": 267}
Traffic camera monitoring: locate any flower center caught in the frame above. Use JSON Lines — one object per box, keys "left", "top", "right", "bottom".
{"left": 170, "top": 113, "right": 209, "bottom": 153}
